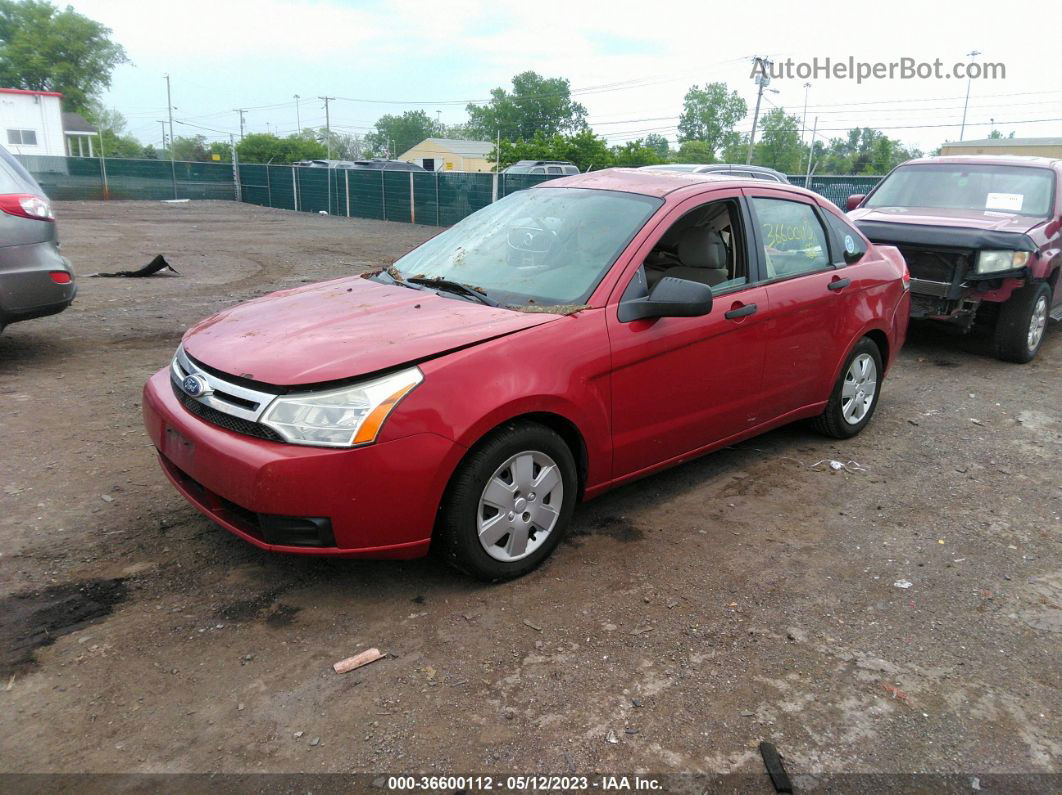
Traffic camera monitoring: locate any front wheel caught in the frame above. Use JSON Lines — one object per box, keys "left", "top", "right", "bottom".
{"left": 812, "top": 337, "right": 883, "bottom": 439}
{"left": 993, "top": 281, "right": 1051, "bottom": 363}
{"left": 437, "top": 421, "right": 577, "bottom": 580}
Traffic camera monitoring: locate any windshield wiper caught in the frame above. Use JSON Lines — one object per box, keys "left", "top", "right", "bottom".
{"left": 374, "top": 268, "right": 420, "bottom": 290}
{"left": 406, "top": 277, "right": 500, "bottom": 307}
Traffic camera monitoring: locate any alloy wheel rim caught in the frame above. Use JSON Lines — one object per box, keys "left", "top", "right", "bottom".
{"left": 1028, "top": 296, "right": 1048, "bottom": 352}
{"left": 841, "top": 353, "right": 877, "bottom": 425}
{"left": 477, "top": 450, "right": 564, "bottom": 562}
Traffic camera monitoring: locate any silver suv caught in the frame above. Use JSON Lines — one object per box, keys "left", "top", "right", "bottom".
{"left": 0, "top": 145, "right": 75, "bottom": 334}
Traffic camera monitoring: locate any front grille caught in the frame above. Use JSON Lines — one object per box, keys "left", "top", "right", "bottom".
{"left": 896, "top": 246, "right": 973, "bottom": 283}
{"left": 171, "top": 380, "right": 282, "bottom": 441}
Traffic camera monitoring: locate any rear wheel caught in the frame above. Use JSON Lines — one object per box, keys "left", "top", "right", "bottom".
{"left": 437, "top": 421, "right": 577, "bottom": 581}
{"left": 993, "top": 281, "right": 1051, "bottom": 363}
{"left": 812, "top": 337, "right": 883, "bottom": 439}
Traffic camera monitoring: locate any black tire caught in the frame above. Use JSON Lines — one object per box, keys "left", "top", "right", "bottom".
{"left": 437, "top": 421, "right": 578, "bottom": 581}
{"left": 812, "top": 337, "right": 884, "bottom": 439}
{"left": 993, "top": 281, "right": 1051, "bottom": 363}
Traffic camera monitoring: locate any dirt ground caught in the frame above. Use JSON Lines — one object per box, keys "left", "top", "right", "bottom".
{"left": 1, "top": 201, "right": 1059, "bottom": 785}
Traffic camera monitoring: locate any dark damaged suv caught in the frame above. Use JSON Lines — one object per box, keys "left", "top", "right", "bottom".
{"left": 847, "top": 155, "right": 1061, "bottom": 362}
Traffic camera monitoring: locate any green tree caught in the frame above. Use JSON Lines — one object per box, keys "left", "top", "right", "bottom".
{"left": 676, "top": 82, "right": 747, "bottom": 158}
{"left": 809, "top": 128, "right": 920, "bottom": 175}
{"left": 752, "top": 108, "right": 802, "bottom": 172}
{"left": 674, "top": 140, "right": 716, "bottom": 163}
{"left": 141, "top": 144, "right": 158, "bottom": 160}
{"left": 208, "top": 141, "right": 231, "bottom": 162}
{"left": 467, "top": 71, "right": 588, "bottom": 141}
{"left": 365, "top": 110, "right": 437, "bottom": 158}
{"left": 236, "top": 132, "right": 327, "bottom": 164}
{"left": 84, "top": 103, "right": 142, "bottom": 158}
{"left": 987, "top": 129, "right": 1015, "bottom": 140}
{"left": 490, "top": 129, "right": 610, "bottom": 172}
{"left": 170, "top": 134, "right": 212, "bottom": 162}
{"left": 643, "top": 133, "right": 670, "bottom": 158}
{"left": 0, "top": 0, "right": 128, "bottom": 112}
{"left": 610, "top": 139, "right": 665, "bottom": 168}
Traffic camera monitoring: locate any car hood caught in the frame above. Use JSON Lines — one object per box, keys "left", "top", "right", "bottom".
{"left": 181, "top": 275, "right": 560, "bottom": 386}
{"left": 849, "top": 206, "right": 1040, "bottom": 233}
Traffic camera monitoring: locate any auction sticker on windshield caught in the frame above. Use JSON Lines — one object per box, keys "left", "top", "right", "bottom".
{"left": 985, "top": 192, "right": 1024, "bottom": 212}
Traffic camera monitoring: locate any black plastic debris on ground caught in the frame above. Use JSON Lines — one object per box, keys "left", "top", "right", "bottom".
{"left": 760, "top": 741, "right": 794, "bottom": 793}
{"left": 91, "top": 254, "right": 179, "bottom": 278}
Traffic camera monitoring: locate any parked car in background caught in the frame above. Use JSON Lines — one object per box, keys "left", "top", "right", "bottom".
{"left": 848, "top": 155, "right": 1062, "bottom": 362}
{"left": 0, "top": 144, "right": 75, "bottom": 335}
{"left": 144, "top": 168, "right": 909, "bottom": 579}
{"left": 348, "top": 159, "right": 426, "bottom": 172}
{"left": 293, "top": 159, "right": 426, "bottom": 171}
{"left": 503, "top": 160, "right": 580, "bottom": 175}
{"left": 642, "top": 163, "right": 791, "bottom": 183}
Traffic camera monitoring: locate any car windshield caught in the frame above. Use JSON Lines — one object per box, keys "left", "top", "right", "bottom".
{"left": 390, "top": 187, "right": 661, "bottom": 306}
{"left": 505, "top": 165, "right": 533, "bottom": 173}
{"left": 865, "top": 164, "right": 1055, "bottom": 217}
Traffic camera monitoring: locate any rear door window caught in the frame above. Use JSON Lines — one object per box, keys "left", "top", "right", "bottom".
{"left": 750, "top": 197, "right": 830, "bottom": 279}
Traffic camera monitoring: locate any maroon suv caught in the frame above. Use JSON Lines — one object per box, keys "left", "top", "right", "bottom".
{"left": 847, "top": 155, "right": 1061, "bottom": 362}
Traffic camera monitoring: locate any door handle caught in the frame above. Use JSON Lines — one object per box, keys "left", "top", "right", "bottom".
{"left": 828, "top": 278, "right": 851, "bottom": 291}
{"left": 724, "top": 303, "right": 758, "bottom": 319}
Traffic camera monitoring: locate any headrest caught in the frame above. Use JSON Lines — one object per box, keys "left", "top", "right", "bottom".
{"left": 677, "top": 226, "right": 727, "bottom": 270}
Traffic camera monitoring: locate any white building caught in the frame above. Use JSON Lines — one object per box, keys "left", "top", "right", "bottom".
{"left": 0, "top": 88, "right": 97, "bottom": 157}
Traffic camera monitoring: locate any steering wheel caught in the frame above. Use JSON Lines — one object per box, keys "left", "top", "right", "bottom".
{"left": 506, "top": 220, "right": 558, "bottom": 270}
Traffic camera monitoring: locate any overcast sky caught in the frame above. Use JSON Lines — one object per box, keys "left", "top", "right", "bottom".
{"left": 70, "top": 0, "right": 1062, "bottom": 154}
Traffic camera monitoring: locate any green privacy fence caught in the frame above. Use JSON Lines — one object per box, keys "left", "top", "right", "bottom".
{"left": 16, "top": 155, "right": 236, "bottom": 201}
{"left": 235, "top": 165, "right": 557, "bottom": 226}
{"left": 15, "top": 155, "right": 881, "bottom": 224}
{"left": 786, "top": 175, "right": 882, "bottom": 207}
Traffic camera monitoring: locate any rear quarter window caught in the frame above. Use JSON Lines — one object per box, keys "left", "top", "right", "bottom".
{"left": 822, "top": 211, "right": 869, "bottom": 263}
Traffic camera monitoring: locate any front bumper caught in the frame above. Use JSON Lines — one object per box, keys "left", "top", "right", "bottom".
{"left": 142, "top": 369, "right": 465, "bottom": 557}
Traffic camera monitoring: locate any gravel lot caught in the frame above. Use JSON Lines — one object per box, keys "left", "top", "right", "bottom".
{"left": 1, "top": 200, "right": 1059, "bottom": 783}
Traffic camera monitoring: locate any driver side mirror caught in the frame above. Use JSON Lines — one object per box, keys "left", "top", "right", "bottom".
{"left": 846, "top": 194, "right": 866, "bottom": 212}
{"left": 618, "top": 276, "right": 713, "bottom": 322}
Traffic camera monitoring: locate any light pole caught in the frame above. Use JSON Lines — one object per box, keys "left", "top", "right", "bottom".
{"left": 163, "top": 75, "right": 177, "bottom": 198}
{"left": 294, "top": 95, "right": 301, "bottom": 133}
{"left": 959, "top": 49, "right": 981, "bottom": 142}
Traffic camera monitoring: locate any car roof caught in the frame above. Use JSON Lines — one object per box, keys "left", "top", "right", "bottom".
{"left": 900, "top": 154, "right": 1062, "bottom": 169}
{"left": 537, "top": 167, "right": 819, "bottom": 200}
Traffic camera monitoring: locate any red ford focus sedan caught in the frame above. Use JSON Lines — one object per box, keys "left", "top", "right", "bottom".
{"left": 143, "top": 169, "right": 910, "bottom": 579}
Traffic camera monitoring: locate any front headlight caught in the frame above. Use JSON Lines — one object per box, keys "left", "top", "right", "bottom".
{"left": 976, "top": 250, "right": 1030, "bottom": 275}
{"left": 260, "top": 367, "right": 423, "bottom": 448}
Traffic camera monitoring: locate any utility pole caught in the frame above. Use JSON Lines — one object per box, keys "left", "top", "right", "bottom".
{"left": 805, "top": 116, "right": 819, "bottom": 185}
{"left": 157, "top": 120, "right": 167, "bottom": 152}
{"left": 163, "top": 75, "right": 177, "bottom": 198}
{"left": 234, "top": 108, "right": 247, "bottom": 140}
{"left": 799, "top": 82, "right": 811, "bottom": 171}
{"left": 293, "top": 95, "right": 301, "bottom": 133}
{"left": 319, "top": 96, "right": 334, "bottom": 159}
{"left": 746, "top": 56, "right": 772, "bottom": 165}
{"left": 959, "top": 50, "right": 981, "bottom": 142}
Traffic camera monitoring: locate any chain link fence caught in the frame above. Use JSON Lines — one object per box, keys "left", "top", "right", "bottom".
{"left": 16, "top": 155, "right": 881, "bottom": 223}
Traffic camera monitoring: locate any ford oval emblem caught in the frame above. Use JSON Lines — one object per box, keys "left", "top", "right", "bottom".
{"left": 181, "top": 374, "right": 209, "bottom": 397}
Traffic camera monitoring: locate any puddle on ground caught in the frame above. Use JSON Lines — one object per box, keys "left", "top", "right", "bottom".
{"left": 0, "top": 578, "right": 128, "bottom": 676}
